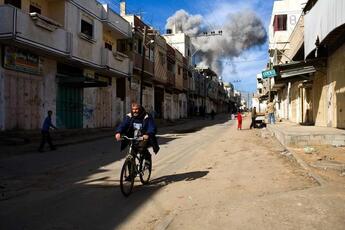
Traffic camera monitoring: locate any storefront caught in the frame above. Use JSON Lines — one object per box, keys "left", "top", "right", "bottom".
{"left": 0, "top": 45, "right": 45, "bottom": 130}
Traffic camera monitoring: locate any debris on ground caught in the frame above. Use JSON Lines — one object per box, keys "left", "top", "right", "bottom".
{"left": 304, "top": 146, "right": 316, "bottom": 154}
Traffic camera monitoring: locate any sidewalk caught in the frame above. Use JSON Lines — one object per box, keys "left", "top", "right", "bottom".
{"left": 266, "top": 120, "right": 345, "bottom": 147}
{"left": 0, "top": 115, "right": 229, "bottom": 157}
{"left": 263, "top": 120, "right": 345, "bottom": 182}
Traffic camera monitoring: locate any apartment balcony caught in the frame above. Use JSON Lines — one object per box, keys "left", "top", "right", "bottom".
{"left": 101, "top": 48, "right": 132, "bottom": 76}
{"left": 133, "top": 53, "right": 154, "bottom": 76}
{"left": 283, "top": 16, "right": 304, "bottom": 61}
{"left": 167, "top": 71, "right": 175, "bottom": 86}
{"left": 72, "top": 0, "right": 104, "bottom": 18}
{"left": 0, "top": 5, "right": 71, "bottom": 56}
{"left": 101, "top": 5, "right": 131, "bottom": 38}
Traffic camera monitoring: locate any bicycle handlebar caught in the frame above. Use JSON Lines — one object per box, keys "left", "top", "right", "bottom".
{"left": 120, "top": 136, "right": 144, "bottom": 141}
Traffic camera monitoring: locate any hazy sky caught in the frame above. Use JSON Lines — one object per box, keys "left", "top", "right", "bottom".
{"left": 100, "top": 0, "right": 276, "bottom": 93}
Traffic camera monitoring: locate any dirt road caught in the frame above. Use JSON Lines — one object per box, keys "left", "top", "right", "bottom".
{"left": 1, "top": 116, "right": 344, "bottom": 230}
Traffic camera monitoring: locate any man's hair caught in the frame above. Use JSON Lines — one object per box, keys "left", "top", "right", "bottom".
{"left": 48, "top": 110, "right": 53, "bottom": 115}
{"left": 131, "top": 102, "right": 141, "bottom": 108}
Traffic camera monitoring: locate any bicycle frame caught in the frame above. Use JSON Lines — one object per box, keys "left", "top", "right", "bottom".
{"left": 119, "top": 136, "right": 152, "bottom": 196}
{"left": 122, "top": 136, "right": 145, "bottom": 176}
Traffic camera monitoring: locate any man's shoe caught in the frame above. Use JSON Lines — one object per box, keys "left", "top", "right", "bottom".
{"left": 38, "top": 149, "right": 44, "bottom": 153}
{"left": 51, "top": 147, "right": 57, "bottom": 151}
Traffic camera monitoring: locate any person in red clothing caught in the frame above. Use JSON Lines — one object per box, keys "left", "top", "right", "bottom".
{"left": 237, "top": 111, "right": 243, "bottom": 130}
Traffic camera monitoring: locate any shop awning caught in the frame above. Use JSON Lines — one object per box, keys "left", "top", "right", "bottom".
{"left": 56, "top": 73, "right": 109, "bottom": 88}
{"left": 273, "top": 58, "right": 326, "bottom": 82}
{"left": 280, "top": 66, "right": 316, "bottom": 78}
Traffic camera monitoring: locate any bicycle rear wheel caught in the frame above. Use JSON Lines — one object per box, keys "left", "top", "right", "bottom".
{"left": 120, "top": 159, "right": 135, "bottom": 196}
{"left": 139, "top": 155, "right": 152, "bottom": 185}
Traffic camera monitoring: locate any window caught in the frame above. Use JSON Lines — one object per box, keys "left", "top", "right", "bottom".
{"left": 81, "top": 19, "right": 93, "bottom": 38}
{"left": 30, "top": 5, "right": 41, "bottom": 14}
{"left": 5, "top": 0, "right": 21, "bottom": 8}
{"left": 105, "top": 42, "right": 112, "bottom": 51}
{"left": 178, "top": 66, "right": 181, "bottom": 75}
{"left": 116, "top": 78, "right": 126, "bottom": 101}
{"left": 137, "top": 39, "right": 143, "bottom": 54}
{"left": 117, "top": 39, "right": 127, "bottom": 53}
{"left": 273, "top": 14, "right": 287, "bottom": 32}
{"left": 167, "top": 62, "right": 175, "bottom": 72}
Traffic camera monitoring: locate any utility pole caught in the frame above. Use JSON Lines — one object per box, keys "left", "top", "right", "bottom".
{"left": 139, "top": 26, "right": 147, "bottom": 105}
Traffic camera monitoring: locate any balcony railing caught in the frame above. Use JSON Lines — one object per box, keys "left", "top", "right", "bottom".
{"left": 0, "top": 5, "right": 71, "bottom": 56}
{"left": 133, "top": 53, "right": 154, "bottom": 75}
{"left": 101, "top": 5, "right": 131, "bottom": 38}
{"left": 101, "top": 48, "right": 131, "bottom": 75}
{"left": 71, "top": 0, "right": 104, "bottom": 18}
{"left": 167, "top": 71, "right": 175, "bottom": 86}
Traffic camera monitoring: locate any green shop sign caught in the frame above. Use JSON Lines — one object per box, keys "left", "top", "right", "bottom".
{"left": 262, "top": 69, "right": 277, "bottom": 79}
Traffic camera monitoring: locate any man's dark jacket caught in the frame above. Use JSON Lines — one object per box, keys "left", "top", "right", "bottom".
{"left": 115, "top": 110, "right": 160, "bottom": 153}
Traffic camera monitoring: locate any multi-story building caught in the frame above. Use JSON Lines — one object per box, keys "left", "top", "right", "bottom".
{"left": 252, "top": 73, "right": 268, "bottom": 113}
{"left": 164, "top": 44, "right": 176, "bottom": 120}
{"left": 152, "top": 34, "right": 167, "bottom": 119}
{"left": 163, "top": 31, "right": 192, "bottom": 118}
{"left": 302, "top": 0, "right": 345, "bottom": 128}
{"left": 120, "top": 3, "right": 155, "bottom": 112}
{"left": 0, "top": 0, "right": 132, "bottom": 130}
{"left": 266, "top": 0, "right": 345, "bottom": 129}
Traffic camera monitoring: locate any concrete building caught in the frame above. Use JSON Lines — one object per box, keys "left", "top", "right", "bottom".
{"left": 303, "top": 0, "right": 345, "bottom": 128}
{"left": 152, "top": 34, "right": 167, "bottom": 119}
{"left": 120, "top": 4, "right": 155, "bottom": 112}
{"left": 266, "top": 0, "right": 345, "bottom": 129}
{"left": 0, "top": 0, "right": 132, "bottom": 130}
{"left": 163, "top": 32, "right": 192, "bottom": 119}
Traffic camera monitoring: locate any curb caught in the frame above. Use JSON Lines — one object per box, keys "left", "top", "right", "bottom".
{"left": 261, "top": 129, "right": 328, "bottom": 186}
{"left": 285, "top": 148, "right": 328, "bottom": 186}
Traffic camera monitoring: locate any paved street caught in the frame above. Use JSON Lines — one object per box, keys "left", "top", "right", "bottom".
{"left": 1, "top": 116, "right": 345, "bottom": 230}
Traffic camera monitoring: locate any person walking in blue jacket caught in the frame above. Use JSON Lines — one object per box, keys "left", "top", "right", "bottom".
{"left": 38, "top": 110, "right": 57, "bottom": 152}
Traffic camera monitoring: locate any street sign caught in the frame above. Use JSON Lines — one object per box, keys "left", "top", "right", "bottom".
{"left": 262, "top": 69, "right": 277, "bottom": 79}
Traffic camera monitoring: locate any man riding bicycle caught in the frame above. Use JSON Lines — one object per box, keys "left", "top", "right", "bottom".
{"left": 115, "top": 102, "right": 160, "bottom": 159}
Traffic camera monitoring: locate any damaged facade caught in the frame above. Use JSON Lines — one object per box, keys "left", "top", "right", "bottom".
{"left": 0, "top": 0, "right": 236, "bottom": 131}
{"left": 256, "top": 0, "right": 345, "bottom": 129}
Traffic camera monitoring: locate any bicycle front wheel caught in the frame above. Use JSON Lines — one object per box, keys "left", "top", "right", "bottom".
{"left": 120, "top": 159, "right": 135, "bottom": 196}
{"left": 139, "top": 155, "right": 152, "bottom": 185}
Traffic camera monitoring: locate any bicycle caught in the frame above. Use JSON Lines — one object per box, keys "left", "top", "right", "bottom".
{"left": 119, "top": 136, "right": 152, "bottom": 197}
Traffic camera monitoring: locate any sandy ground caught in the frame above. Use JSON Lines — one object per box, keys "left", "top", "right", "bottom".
{"left": 116, "top": 118, "right": 345, "bottom": 230}
{"left": 290, "top": 145, "right": 345, "bottom": 183}
{"left": 1, "top": 116, "right": 344, "bottom": 230}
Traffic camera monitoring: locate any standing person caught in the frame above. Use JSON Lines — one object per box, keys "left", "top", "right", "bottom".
{"left": 250, "top": 107, "right": 257, "bottom": 129}
{"left": 267, "top": 100, "right": 276, "bottom": 124}
{"left": 115, "top": 102, "right": 160, "bottom": 157}
{"left": 38, "top": 110, "right": 57, "bottom": 152}
{"left": 237, "top": 111, "right": 243, "bottom": 130}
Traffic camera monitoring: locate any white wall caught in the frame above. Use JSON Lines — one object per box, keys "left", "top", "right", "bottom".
{"left": 269, "top": 0, "right": 306, "bottom": 51}
{"left": 66, "top": 1, "right": 103, "bottom": 66}
{"left": 42, "top": 58, "right": 57, "bottom": 123}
